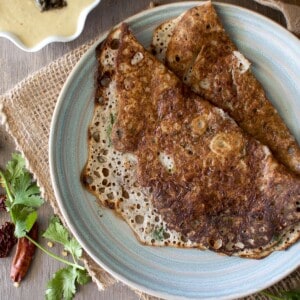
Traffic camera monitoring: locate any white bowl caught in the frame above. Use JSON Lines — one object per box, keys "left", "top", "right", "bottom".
{"left": 0, "top": 0, "right": 101, "bottom": 52}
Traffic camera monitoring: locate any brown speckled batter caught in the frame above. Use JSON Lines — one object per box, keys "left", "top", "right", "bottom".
{"left": 152, "top": 2, "right": 300, "bottom": 175}
{"left": 107, "top": 24, "right": 300, "bottom": 257}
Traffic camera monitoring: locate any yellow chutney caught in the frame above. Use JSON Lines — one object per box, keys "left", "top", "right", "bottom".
{"left": 0, "top": 0, "right": 96, "bottom": 48}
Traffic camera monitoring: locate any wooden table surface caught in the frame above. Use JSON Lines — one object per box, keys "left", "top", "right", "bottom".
{"left": 0, "top": 1, "right": 297, "bottom": 299}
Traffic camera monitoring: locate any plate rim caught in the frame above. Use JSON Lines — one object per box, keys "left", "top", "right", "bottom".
{"left": 49, "top": 2, "right": 300, "bottom": 299}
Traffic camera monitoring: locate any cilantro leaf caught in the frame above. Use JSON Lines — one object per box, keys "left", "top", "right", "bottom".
{"left": 11, "top": 206, "right": 37, "bottom": 238}
{"left": 45, "top": 266, "right": 91, "bottom": 300}
{"left": 12, "top": 172, "right": 44, "bottom": 208}
{"left": 43, "top": 216, "right": 69, "bottom": 245}
{"left": 65, "top": 238, "right": 82, "bottom": 260}
{"left": 4, "top": 153, "right": 25, "bottom": 183}
{"left": 0, "top": 153, "right": 43, "bottom": 238}
{"left": 281, "top": 290, "right": 300, "bottom": 300}
{"left": 43, "top": 216, "right": 82, "bottom": 260}
{"left": 76, "top": 268, "right": 91, "bottom": 285}
{"left": 1, "top": 153, "right": 43, "bottom": 210}
{"left": 46, "top": 267, "right": 77, "bottom": 300}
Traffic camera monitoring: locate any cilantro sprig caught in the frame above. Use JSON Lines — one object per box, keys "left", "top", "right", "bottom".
{"left": 43, "top": 216, "right": 90, "bottom": 300}
{"left": 260, "top": 290, "right": 300, "bottom": 300}
{"left": 0, "top": 153, "right": 44, "bottom": 237}
{"left": 0, "top": 153, "right": 90, "bottom": 299}
{"left": 43, "top": 216, "right": 83, "bottom": 263}
{"left": 46, "top": 266, "right": 90, "bottom": 300}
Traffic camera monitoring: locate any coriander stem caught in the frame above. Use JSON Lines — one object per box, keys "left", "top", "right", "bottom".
{"left": 70, "top": 252, "right": 78, "bottom": 265}
{"left": 0, "top": 171, "right": 16, "bottom": 223}
{"left": 25, "top": 235, "right": 85, "bottom": 271}
{"left": 0, "top": 171, "right": 14, "bottom": 204}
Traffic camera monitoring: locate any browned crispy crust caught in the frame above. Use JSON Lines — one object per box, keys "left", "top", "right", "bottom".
{"left": 109, "top": 24, "right": 300, "bottom": 256}
{"left": 160, "top": 2, "right": 300, "bottom": 175}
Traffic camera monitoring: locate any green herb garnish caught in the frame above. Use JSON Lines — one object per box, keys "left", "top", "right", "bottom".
{"left": 152, "top": 226, "right": 166, "bottom": 241}
{"left": 43, "top": 216, "right": 83, "bottom": 266}
{"left": 260, "top": 289, "right": 300, "bottom": 300}
{"left": 0, "top": 153, "right": 44, "bottom": 238}
{"left": 107, "top": 113, "right": 115, "bottom": 146}
{"left": 45, "top": 266, "right": 90, "bottom": 300}
{"left": 44, "top": 216, "right": 90, "bottom": 300}
{"left": 0, "top": 153, "right": 90, "bottom": 299}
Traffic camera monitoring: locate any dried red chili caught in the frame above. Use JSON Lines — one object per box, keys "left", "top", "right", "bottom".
{"left": 10, "top": 222, "right": 38, "bottom": 282}
{"left": 0, "top": 222, "right": 17, "bottom": 257}
{"left": 0, "top": 194, "right": 7, "bottom": 212}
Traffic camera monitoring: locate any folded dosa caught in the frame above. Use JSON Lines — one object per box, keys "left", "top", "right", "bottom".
{"left": 151, "top": 1, "right": 300, "bottom": 175}
{"left": 82, "top": 23, "right": 300, "bottom": 258}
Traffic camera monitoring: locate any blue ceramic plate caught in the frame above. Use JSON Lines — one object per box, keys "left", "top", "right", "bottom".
{"left": 49, "top": 2, "right": 300, "bottom": 299}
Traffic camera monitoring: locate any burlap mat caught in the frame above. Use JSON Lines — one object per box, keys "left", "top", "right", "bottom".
{"left": 0, "top": 2, "right": 300, "bottom": 299}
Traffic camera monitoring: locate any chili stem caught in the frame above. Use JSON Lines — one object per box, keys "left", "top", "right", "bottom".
{"left": 25, "top": 235, "right": 85, "bottom": 271}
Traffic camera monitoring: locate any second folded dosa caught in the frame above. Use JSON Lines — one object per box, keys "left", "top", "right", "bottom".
{"left": 151, "top": 1, "right": 300, "bottom": 175}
